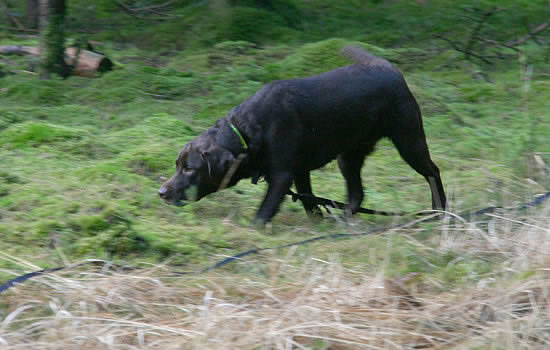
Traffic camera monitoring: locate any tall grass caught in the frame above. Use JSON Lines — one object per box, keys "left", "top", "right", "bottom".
{"left": 1, "top": 204, "right": 549, "bottom": 349}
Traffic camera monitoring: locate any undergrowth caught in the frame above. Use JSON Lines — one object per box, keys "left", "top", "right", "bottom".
{"left": 0, "top": 3, "right": 549, "bottom": 335}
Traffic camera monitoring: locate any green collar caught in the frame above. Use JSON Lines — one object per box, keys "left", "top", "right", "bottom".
{"left": 229, "top": 121, "right": 248, "bottom": 151}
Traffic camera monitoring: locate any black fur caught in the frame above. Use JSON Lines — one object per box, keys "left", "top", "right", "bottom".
{"left": 159, "top": 47, "right": 447, "bottom": 224}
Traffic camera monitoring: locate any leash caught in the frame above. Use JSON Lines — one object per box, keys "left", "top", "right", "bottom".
{"left": 287, "top": 189, "right": 429, "bottom": 217}
{"left": 1, "top": 191, "right": 549, "bottom": 294}
{"left": 0, "top": 260, "right": 135, "bottom": 294}
{"left": 288, "top": 190, "right": 550, "bottom": 219}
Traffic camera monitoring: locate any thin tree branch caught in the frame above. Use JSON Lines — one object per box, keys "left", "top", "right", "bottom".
{"left": 435, "top": 34, "right": 493, "bottom": 64}
{"left": 464, "top": 7, "right": 502, "bottom": 60}
{"left": 136, "top": 0, "right": 179, "bottom": 11}
{"left": 0, "top": 25, "right": 39, "bottom": 33}
{"left": 507, "top": 22, "right": 549, "bottom": 46}
{"left": 115, "top": 0, "right": 180, "bottom": 17}
{"left": 478, "top": 38, "right": 521, "bottom": 52}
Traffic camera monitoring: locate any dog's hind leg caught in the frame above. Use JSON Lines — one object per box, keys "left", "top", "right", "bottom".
{"left": 390, "top": 111, "right": 447, "bottom": 210}
{"left": 294, "top": 171, "right": 323, "bottom": 219}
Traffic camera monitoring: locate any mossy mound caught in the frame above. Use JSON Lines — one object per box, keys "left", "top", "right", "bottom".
{"left": 265, "top": 39, "right": 392, "bottom": 80}
{"left": 0, "top": 121, "right": 87, "bottom": 148}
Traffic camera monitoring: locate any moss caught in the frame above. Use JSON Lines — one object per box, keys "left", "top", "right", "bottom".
{"left": 459, "top": 83, "right": 497, "bottom": 103}
{"left": 5, "top": 79, "right": 67, "bottom": 106}
{"left": 74, "top": 215, "right": 110, "bottom": 235}
{"left": 0, "top": 109, "right": 25, "bottom": 131}
{"left": 35, "top": 220, "right": 63, "bottom": 237}
{"left": 0, "top": 121, "right": 86, "bottom": 148}
{"left": 124, "top": 143, "right": 176, "bottom": 178}
{"left": 57, "top": 136, "right": 118, "bottom": 159}
{"left": 265, "top": 39, "right": 391, "bottom": 80}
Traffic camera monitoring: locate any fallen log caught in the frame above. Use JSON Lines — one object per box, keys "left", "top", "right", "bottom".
{"left": 0, "top": 45, "right": 113, "bottom": 77}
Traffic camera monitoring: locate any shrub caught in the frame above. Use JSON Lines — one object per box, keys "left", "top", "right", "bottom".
{"left": 217, "top": 7, "right": 288, "bottom": 43}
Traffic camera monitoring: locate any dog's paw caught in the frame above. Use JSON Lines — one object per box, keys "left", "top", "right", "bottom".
{"left": 251, "top": 216, "right": 271, "bottom": 233}
{"left": 305, "top": 206, "right": 324, "bottom": 222}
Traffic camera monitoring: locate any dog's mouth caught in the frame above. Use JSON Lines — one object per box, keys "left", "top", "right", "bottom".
{"left": 159, "top": 186, "right": 199, "bottom": 207}
{"left": 162, "top": 198, "right": 188, "bottom": 207}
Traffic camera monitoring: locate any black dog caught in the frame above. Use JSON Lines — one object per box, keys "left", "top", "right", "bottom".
{"left": 159, "top": 46, "right": 447, "bottom": 224}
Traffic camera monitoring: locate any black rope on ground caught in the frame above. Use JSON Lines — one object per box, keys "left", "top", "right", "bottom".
{"left": 287, "top": 189, "right": 418, "bottom": 216}
{"left": 0, "top": 260, "right": 134, "bottom": 294}
{"left": 1, "top": 191, "right": 549, "bottom": 294}
{"left": 197, "top": 221, "right": 413, "bottom": 273}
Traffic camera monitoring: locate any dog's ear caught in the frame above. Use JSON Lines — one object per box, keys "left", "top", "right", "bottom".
{"left": 202, "top": 148, "right": 236, "bottom": 179}
{"left": 216, "top": 148, "right": 236, "bottom": 173}
{"left": 200, "top": 152, "right": 213, "bottom": 178}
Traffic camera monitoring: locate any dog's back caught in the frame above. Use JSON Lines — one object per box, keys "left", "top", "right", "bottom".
{"left": 341, "top": 46, "right": 397, "bottom": 72}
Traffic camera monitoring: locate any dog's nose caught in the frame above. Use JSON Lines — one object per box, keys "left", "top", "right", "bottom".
{"left": 158, "top": 187, "right": 168, "bottom": 199}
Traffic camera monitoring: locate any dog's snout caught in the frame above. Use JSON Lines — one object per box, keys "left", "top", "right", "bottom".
{"left": 158, "top": 186, "right": 168, "bottom": 199}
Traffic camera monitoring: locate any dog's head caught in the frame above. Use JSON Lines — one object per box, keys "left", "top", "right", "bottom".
{"left": 158, "top": 134, "right": 237, "bottom": 206}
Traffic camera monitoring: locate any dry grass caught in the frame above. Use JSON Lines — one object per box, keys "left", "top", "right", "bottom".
{"left": 1, "top": 205, "right": 550, "bottom": 349}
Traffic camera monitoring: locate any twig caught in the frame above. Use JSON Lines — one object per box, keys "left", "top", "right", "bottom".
{"left": 478, "top": 38, "right": 521, "bottom": 52}
{"left": 464, "top": 7, "right": 501, "bottom": 61}
{"left": 0, "top": 25, "right": 38, "bottom": 33}
{"left": 134, "top": 0, "right": 179, "bottom": 12}
{"left": 114, "top": 0, "right": 137, "bottom": 16}
{"left": 435, "top": 34, "right": 493, "bottom": 64}
{"left": 114, "top": 0, "right": 180, "bottom": 18}
{"left": 18, "top": 70, "right": 38, "bottom": 75}
{"left": 141, "top": 91, "right": 170, "bottom": 100}
{"left": 507, "top": 22, "right": 549, "bottom": 46}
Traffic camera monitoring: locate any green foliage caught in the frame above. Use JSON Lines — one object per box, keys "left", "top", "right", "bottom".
{"left": 0, "top": 109, "right": 24, "bottom": 130}
{"left": 231, "top": 0, "right": 303, "bottom": 28}
{"left": 217, "top": 6, "right": 289, "bottom": 43}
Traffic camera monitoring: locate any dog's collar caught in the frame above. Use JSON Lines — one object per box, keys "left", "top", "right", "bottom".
{"left": 229, "top": 121, "right": 248, "bottom": 152}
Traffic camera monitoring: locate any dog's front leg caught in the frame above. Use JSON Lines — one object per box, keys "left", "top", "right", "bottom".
{"left": 255, "top": 171, "right": 293, "bottom": 225}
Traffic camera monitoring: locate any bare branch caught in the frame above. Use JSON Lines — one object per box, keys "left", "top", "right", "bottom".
{"left": 136, "top": 0, "right": 179, "bottom": 11}
{"left": 478, "top": 38, "right": 521, "bottom": 52}
{"left": 435, "top": 34, "right": 493, "bottom": 64}
{"left": 114, "top": 0, "right": 180, "bottom": 18}
{"left": 464, "top": 7, "right": 501, "bottom": 61}
{"left": 507, "top": 22, "right": 549, "bottom": 46}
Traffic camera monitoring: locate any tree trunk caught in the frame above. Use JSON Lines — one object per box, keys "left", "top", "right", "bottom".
{"left": 40, "top": 0, "right": 67, "bottom": 79}
{"left": 1, "top": 0, "right": 25, "bottom": 30}
{"left": 39, "top": 0, "right": 48, "bottom": 79}
{"left": 25, "top": 0, "right": 39, "bottom": 29}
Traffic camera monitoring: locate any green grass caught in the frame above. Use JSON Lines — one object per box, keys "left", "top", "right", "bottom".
{"left": 1, "top": 0, "right": 549, "bottom": 294}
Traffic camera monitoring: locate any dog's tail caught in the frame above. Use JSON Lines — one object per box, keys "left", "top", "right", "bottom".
{"left": 341, "top": 45, "right": 396, "bottom": 71}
